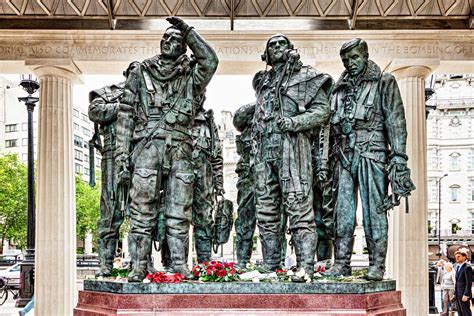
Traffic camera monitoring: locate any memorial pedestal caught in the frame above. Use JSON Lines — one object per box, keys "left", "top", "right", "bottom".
{"left": 75, "top": 280, "right": 405, "bottom": 315}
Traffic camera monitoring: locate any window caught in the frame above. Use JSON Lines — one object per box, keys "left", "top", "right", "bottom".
{"left": 5, "top": 124, "right": 18, "bottom": 133}
{"left": 22, "top": 123, "right": 27, "bottom": 131}
{"left": 5, "top": 139, "right": 17, "bottom": 148}
{"left": 75, "top": 163, "right": 82, "bottom": 174}
{"left": 82, "top": 127, "right": 90, "bottom": 137}
{"left": 74, "top": 149, "right": 83, "bottom": 161}
{"left": 450, "top": 185, "right": 460, "bottom": 202}
{"left": 73, "top": 109, "right": 79, "bottom": 118}
{"left": 96, "top": 157, "right": 101, "bottom": 167}
{"left": 74, "top": 123, "right": 80, "bottom": 132}
{"left": 74, "top": 135, "right": 83, "bottom": 147}
{"left": 81, "top": 113, "right": 89, "bottom": 122}
{"left": 450, "top": 153, "right": 460, "bottom": 171}
{"left": 21, "top": 138, "right": 27, "bottom": 146}
{"left": 84, "top": 167, "right": 89, "bottom": 176}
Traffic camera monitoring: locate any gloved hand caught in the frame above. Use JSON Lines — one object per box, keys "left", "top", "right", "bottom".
{"left": 277, "top": 117, "right": 294, "bottom": 132}
{"left": 166, "top": 16, "right": 190, "bottom": 33}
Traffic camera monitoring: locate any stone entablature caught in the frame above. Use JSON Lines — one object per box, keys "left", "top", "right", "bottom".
{"left": 0, "top": 30, "right": 472, "bottom": 75}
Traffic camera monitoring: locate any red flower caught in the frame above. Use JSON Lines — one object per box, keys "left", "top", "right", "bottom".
{"left": 210, "top": 260, "right": 217, "bottom": 265}
{"left": 229, "top": 268, "right": 237, "bottom": 275}
{"left": 216, "top": 269, "right": 227, "bottom": 277}
{"left": 206, "top": 266, "right": 216, "bottom": 276}
{"left": 275, "top": 269, "right": 287, "bottom": 274}
{"left": 194, "top": 270, "right": 200, "bottom": 277}
{"left": 215, "top": 262, "right": 223, "bottom": 269}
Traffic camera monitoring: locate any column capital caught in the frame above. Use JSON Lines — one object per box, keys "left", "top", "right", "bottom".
{"left": 386, "top": 58, "right": 440, "bottom": 80}
{"left": 25, "top": 59, "right": 83, "bottom": 84}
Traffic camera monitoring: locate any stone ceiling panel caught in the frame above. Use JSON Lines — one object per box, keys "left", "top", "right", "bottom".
{"left": 0, "top": 0, "right": 471, "bottom": 30}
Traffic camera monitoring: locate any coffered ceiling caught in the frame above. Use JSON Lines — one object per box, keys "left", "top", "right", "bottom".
{"left": 0, "top": 0, "right": 472, "bottom": 30}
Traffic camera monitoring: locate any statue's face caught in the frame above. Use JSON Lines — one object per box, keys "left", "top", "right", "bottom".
{"left": 160, "top": 28, "right": 185, "bottom": 59}
{"left": 340, "top": 45, "right": 367, "bottom": 78}
{"left": 266, "top": 36, "right": 289, "bottom": 66}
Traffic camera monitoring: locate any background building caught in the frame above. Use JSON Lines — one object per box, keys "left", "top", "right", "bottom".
{"left": 0, "top": 75, "right": 100, "bottom": 183}
{"left": 426, "top": 74, "right": 474, "bottom": 259}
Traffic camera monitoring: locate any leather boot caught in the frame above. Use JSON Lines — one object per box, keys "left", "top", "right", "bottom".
{"left": 194, "top": 227, "right": 212, "bottom": 263}
{"left": 325, "top": 237, "right": 354, "bottom": 277}
{"left": 316, "top": 238, "right": 333, "bottom": 262}
{"left": 167, "top": 234, "right": 195, "bottom": 279}
{"left": 366, "top": 237, "right": 387, "bottom": 281}
{"left": 128, "top": 234, "right": 152, "bottom": 282}
{"left": 236, "top": 240, "right": 253, "bottom": 267}
{"left": 291, "top": 231, "right": 316, "bottom": 282}
{"left": 260, "top": 234, "right": 282, "bottom": 271}
{"left": 161, "top": 238, "right": 172, "bottom": 273}
{"left": 95, "top": 238, "right": 117, "bottom": 277}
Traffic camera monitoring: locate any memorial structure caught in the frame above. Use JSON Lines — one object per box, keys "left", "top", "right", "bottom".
{"left": 0, "top": 1, "right": 473, "bottom": 315}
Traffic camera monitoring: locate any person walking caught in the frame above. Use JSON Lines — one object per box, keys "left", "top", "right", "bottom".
{"left": 440, "top": 262, "right": 455, "bottom": 316}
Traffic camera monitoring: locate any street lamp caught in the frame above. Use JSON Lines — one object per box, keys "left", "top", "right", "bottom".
{"left": 16, "top": 74, "right": 39, "bottom": 307}
{"left": 437, "top": 173, "right": 448, "bottom": 258}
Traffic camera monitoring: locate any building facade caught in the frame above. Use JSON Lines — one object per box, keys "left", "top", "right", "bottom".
{"left": 426, "top": 74, "right": 474, "bottom": 259}
{"left": 0, "top": 75, "right": 99, "bottom": 183}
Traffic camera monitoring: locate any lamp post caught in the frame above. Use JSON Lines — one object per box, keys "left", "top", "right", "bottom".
{"left": 16, "top": 74, "right": 39, "bottom": 307}
{"left": 437, "top": 173, "right": 448, "bottom": 258}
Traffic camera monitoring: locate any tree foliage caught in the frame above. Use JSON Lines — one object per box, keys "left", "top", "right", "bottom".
{"left": 0, "top": 153, "right": 28, "bottom": 250}
{"left": 75, "top": 176, "right": 100, "bottom": 243}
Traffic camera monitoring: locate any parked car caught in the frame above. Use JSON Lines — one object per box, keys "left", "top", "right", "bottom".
{"left": 0, "top": 263, "right": 21, "bottom": 289}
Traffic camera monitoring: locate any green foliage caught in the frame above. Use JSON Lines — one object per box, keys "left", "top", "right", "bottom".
{"left": 0, "top": 153, "right": 28, "bottom": 249}
{"left": 110, "top": 268, "right": 130, "bottom": 278}
{"left": 75, "top": 176, "right": 100, "bottom": 242}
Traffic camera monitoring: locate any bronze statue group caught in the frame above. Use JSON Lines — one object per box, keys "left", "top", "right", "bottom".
{"left": 89, "top": 17, "right": 415, "bottom": 283}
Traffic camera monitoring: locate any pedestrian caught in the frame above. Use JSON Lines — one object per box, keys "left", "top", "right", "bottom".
{"left": 454, "top": 250, "right": 472, "bottom": 316}
{"left": 440, "top": 262, "right": 455, "bottom": 316}
{"left": 437, "top": 259, "right": 447, "bottom": 310}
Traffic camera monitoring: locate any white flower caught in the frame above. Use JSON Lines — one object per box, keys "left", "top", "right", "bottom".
{"left": 314, "top": 272, "right": 322, "bottom": 277}
{"left": 97, "top": 276, "right": 103, "bottom": 281}
{"left": 252, "top": 277, "right": 260, "bottom": 283}
{"left": 286, "top": 270, "right": 294, "bottom": 276}
{"left": 295, "top": 268, "right": 306, "bottom": 278}
{"left": 142, "top": 278, "right": 150, "bottom": 283}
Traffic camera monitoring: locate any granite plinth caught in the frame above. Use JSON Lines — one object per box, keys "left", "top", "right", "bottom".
{"left": 83, "top": 279, "right": 396, "bottom": 294}
{"left": 75, "top": 280, "right": 405, "bottom": 315}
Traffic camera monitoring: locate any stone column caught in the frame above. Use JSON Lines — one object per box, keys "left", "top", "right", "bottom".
{"left": 386, "top": 58, "right": 439, "bottom": 316}
{"left": 84, "top": 232, "right": 93, "bottom": 255}
{"left": 26, "top": 59, "right": 82, "bottom": 316}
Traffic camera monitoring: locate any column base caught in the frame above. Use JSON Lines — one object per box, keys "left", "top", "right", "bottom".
{"left": 75, "top": 280, "right": 405, "bottom": 315}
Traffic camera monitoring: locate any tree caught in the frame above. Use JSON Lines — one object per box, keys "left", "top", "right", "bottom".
{"left": 75, "top": 176, "right": 100, "bottom": 249}
{"left": 0, "top": 153, "right": 28, "bottom": 250}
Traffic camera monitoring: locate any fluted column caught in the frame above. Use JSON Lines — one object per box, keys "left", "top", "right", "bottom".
{"left": 26, "top": 59, "right": 82, "bottom": 316}
{"left": 386, "top": 58, "right": 439, "bottom": 316}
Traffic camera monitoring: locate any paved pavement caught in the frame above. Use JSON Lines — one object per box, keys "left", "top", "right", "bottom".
{"left": 0, "top": 281, "right": 84, "bottom": 316}
{"left": 0, "top": 295, "right": 20, "bottom": 316}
